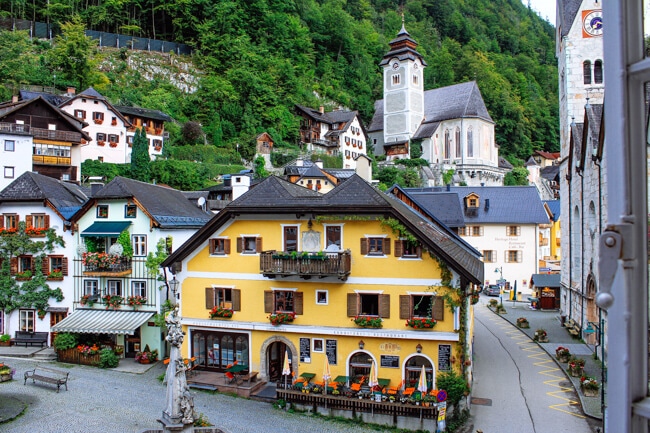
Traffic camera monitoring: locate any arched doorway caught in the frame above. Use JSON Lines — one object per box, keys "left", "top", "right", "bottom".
{"left": 348, "top": 351, "right": 373, "bottom": 383}
{"left": 404, "top": 355, "right": 435, "bottom": 391}
{"left": 266, "top": 340, "right": 292, "bottom": 383}
{"left": 585, "top": 273, "right": 598, "bottom": 345}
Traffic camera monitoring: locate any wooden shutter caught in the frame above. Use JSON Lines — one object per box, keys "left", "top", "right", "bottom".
{"left": 347, "top": 293, "right": 358, "bottom": 317}
{"left": 383, "top": 239, "right": 391, "bottom": 255}
{"left": 264, "top": 290, "right": 273, "bottom": 313}
{"left": 209, "top": 239, "right": 216, "bottom": 255}
{"left": 44, "top": 215, "right": 50, "bottom": 229}
{"left": 432, "top": 296, "right": 445, "bottom": 321}
{"left": 399, "top": 295, "right": 411, "bottom": 319}
{"left": 232, "top": 289, "right": 241, "bottom": 311}
{"left": 62, "top": 257, "right": 68, "bottom": 276}
{"left": 517, "top": 250, "right": 523, "bottom": 263}
{"left": 236, "top": 237, "right": 242, "bottom": 253}
{"left": 25, "top": 215, "right": 33, "bottom": 228}
{"left": 205, "top": 287, "right": 215, "bottom": 309}
{"left": 10, "top": 257, "right": 17, "bottom": 275}
{"left": 379, "top": 294, "right": 390, "bottom": 318}
{"left": 0, "top": 216, "right": 3, "bottom": 229}
{"left": 41, "top": 256, "right": 49, "bottom": 274}
{"left": 360, "top": 238, "right": 368, "bottom": 255}
{"left": 394, "top": 240, "right": 402, "bottom": 257}
{"left": 224, "top": 239, "right": 231, "bottom": 254}
{"left": 294, "top": 292, "right": 303, "bottom": 315}
{"left": 29, "top": 257, "right": 34, "bottom": 272}
{"left": 255, "top": 237, "right": 263, "bottom": 253}
{"left": 517, "top": 226, "right": 521, "bottom": 236}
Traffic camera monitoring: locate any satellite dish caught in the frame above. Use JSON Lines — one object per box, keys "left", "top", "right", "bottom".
{"left": 197, "top": 197, "right": 206, "bottom": 207}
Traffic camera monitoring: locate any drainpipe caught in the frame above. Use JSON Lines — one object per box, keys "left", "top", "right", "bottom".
{"left": 566, "top": 165, "right": 573, "bottom": 321}
{"left": 577, "top": 167, "right": 585, "bottom": 329}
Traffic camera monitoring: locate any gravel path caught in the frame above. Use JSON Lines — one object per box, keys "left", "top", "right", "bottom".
{"left": 0, "top": 357, "right": 391, "bottom": 433}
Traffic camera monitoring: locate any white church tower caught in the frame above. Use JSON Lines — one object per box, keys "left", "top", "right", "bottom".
{"left": 378, "top": 23, "right": 426, "bottom": 152}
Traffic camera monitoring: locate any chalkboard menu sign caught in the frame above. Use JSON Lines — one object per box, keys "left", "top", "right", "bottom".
{"left": 325, "top": 339, "right": 337, "bottom": 365}
{"left": 438, "top": 344, "right": 451, "bottom": 371}
{"left": 380, "top": 355, "right": 400, "bottom": 368}
{"left": 300, "top": 338, "right": 311, "bottom": 363}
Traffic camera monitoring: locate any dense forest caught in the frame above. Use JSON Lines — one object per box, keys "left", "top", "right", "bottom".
{"left": 0, "top": 0, "right": 558, "bottom": 167}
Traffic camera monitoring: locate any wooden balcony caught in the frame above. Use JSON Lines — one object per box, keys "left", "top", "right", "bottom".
{"left": 539, "top": 238, "right": 549, "bottom": 246}
{"left": 0, "top": 122, "right": 83, "bottom": 142}
{"left": 260, "top": 250, "right": 351, "bottom": 281}
{"left": 32, "top": 155, "right": 71, "bottom": 166}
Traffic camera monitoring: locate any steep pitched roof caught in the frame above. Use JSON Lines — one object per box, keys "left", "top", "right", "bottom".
{"left": 391, "top": 188, "right": 466, "bottom": 229}
{"left": 295, "top": 105, "right": 358, "bottom": 130}
{"left": 558, "top": 0, "right": 583, "bottom": 37}
{"left": 543, "top": 200, "right": 561, "bottom": 221}
{"left": 19, "top": 90, "right": 70, "bottom": 106}
{"left": 530, "top": 273, "right": 561, "bottom": 288}
{"left": 0, "top": 172, "right": 89, "bottom": 220}
{"left": 540, "top": 165, "right": 560, "bottom": 182}
{"left": 379, "top": 24, "right": 427, "bottom": 67}
{"left": 163, "top": 175, "right": 484, "bottom": 284}
{"left": 83, "top": 177, "right": 211, "bottom": 229}
{"left": 369, "top": 81, "right": 493, "bottom": 136}
{"left": 115, "top": 105, "right": 173, "bottom": 122}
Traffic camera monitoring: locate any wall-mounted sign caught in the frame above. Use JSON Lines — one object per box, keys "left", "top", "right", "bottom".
{"left": 380, "top": 355, "right": 400, "bottom": 368}
{"left": 300, "top": 337, "right": 311, "bottom": 363}
{"left": 325, "top": 339, "right": 337, "bottom": 365}
{"left": 438, "top": 344, "right": 451, "bottom": 372}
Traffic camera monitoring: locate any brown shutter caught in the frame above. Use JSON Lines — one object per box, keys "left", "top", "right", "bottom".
{"left": 294, "top": 292, "right": 303, "bottom": 315}
{"left": 25, "top": 215, "right": 33, "bottom": 228}
{"left": 62, "top": 257, "right": 69, "bottom": 276}
{"left": 379, "top": 294, "right": 390, "bottom": 318}
{"left": 264, "top": 290, "right": 273, "bottom": 313}
{"left": 44, "top": 215, "right": 50, "bottom": 229}
{"left": 394, "top": 240, "right": 402, "bottom": 257}
{"left": 0, "top": 216, "right": 3, "bottom": 229}
{"left": 10, "top": 258, "right": 17, "bottom": 275}
{"left": 255, "top": 237, "right": 263, "bottom": 253}
{"left": 42, "top": 256, "right": 49, "bottom": 274}
{"left": 236, "top": 237, "right": 242, "bottom": 253}
{"left": 209, "top": 239, "right": 216, "bottom": 255}
{"left": 29, "top": 257, "right": 34, "bottom": 272}
{"left": 347, "top": 293, "right": 358, "bottom": 317}
{"left": 232, "top": 289, "right": 241, "bottom": 311}
{"left": 399, "top": 295, "right": 411, "bottom": 319}
{"left": 360, "top": 238, "right": 368, "bottom": 255}
{"left": 205, "top": 287, "right": 215, "bottom": 309}
{"left": 433, "top": 296, "right": 445, "bottom": 321}
{"left": 384, "top": 238, "right": 391, "bottom": 255}
{"left": 224, "top": 239, "right": 231, "bottom": 254}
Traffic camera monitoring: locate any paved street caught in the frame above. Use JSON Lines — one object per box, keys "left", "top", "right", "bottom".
{"left": 0, "top": 356, "right": 390, "bottom": 433}
{"left": 469, "top": 296, "right": 601, "bottom": 432}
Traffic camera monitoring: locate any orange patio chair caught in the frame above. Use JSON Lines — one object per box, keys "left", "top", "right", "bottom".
{"left": 225, "top": 371, "right": 236, "bottom": 383}
{"left": 350, "top": 382, "right": 362, "bottom": 392}
{"left": 403, "top": 387, "right": 415, "bottom": 397}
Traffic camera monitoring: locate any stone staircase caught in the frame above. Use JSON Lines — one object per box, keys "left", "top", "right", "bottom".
{"left": 32, "top": 347, "right": 57, "bottom": 361}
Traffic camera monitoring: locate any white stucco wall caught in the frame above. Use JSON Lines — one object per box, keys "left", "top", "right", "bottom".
{"left": 0, "top": 134, "right": 33, "bottom": 191}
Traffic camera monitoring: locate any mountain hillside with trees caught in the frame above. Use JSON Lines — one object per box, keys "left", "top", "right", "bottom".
{"left": 0, "top": 0, "right": 557, "bottom": 186}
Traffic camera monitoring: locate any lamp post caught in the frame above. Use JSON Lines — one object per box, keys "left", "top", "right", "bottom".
{"left": 495, "top": 267, "right": 504, "bottom": 305}
{"left": 168, "top": 276, "right": 180, "bottom": 304}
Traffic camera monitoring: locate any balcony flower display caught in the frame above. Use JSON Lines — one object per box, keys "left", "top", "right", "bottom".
{"left": 209, "top": 306, "right": 234, "bottom": 319}
{"left": 82, "top": 252, "right": 118, "bottom": 270}
{"left": 268, "top": 312, "right": 295, "bottom": 326}
{"left": 77, "top": 344, "right": 100, "bottom": 357}
{"left": 80, "top": 294, "right": 95, "bottom": 307}
{"left": 25, "top": 227, "right": 47, "bottom": 237}
{"left": 0, "top": 227, "right": 17, "bottom": 235}
{"left": 47, "top": 269, "right": 63, "bottom": 280}
{"left": 103, "top": 295, "right": 123, "bottom": 309}
{"left": 352, "top": 315, "right": 383, "bottom": 328}
{"left": 15, "top": 270, "right": 32, "bottom": 280}
{"left": 127, "top": 295, "right": 147, "bottom": 309}
{"left": 405, "top": 317, "right": 437, "bottom": 329}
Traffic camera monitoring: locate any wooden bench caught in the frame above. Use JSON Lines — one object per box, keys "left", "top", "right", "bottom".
{"left": 240, "top": 371, "right": 258, "bottom": 385}
{"left": 14, "top": 331, "right": 48, "bottom": 347}
{"left": 24, "top": 366, "right": 69, "bottom": 393}
{"left": 564, "top": 319, "right": 581, "bottom": 337}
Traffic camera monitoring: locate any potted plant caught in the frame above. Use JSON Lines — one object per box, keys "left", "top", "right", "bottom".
{"left": 268, "top": 312, "right": 295, "bottom": 326}
{"left": 0, "top": 364, "right": 15, "bottom": 382}
{"left": 405, "top": 317, "right": 437, "bottom": 329}
{"left": 47, "top": 269, "right": 63, "bottom": 280}
{"left": 568, "top": 357, "right": 586, "bottom": 377}
{"left": 0, "top": 334, "right": 11, "bottom": 346}
{"left": 77, "top": 343, "right": 100, "bottom": 357}
{"left": 496, "top": 303, "right": 507, "bottom": 314}
{"left": 135, "top": 345, "right": 158, "bottom": 364}
{"left": 80, "top": 294, "right": 95, "bottom": 307}
{"left": 15, "top": 269, "right": 32, "bottom": 280}
{"left": 580, "top": 376, "right": 600, "bottom": 397}
{"left": 352, "top": 315, "right": 383, "bottom": 328}
{"left": 516, "top": 317, "right": 530, "bottom": 328}
{"left": 555, "top": 346, "right": 571, "bottom": 363}
{"left": 103, "top": 295, "right": 123, "bottom": 309}
{"left": 127, "top": 295, "right": 147, "bottom": 309}
{"left": 488, "top": 299, "right": 499, "bottom": 308}
{"left": 209, "top": 306, "right": 234, "bottom": 319}
{"left": 533, "top": 328, "right": 548, "bottom": 342}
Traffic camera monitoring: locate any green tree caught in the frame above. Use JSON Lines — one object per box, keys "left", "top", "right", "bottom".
{"left": 130, "top": 128, "right": 151, "bottom": 182}
{"left": 0, "top": 222, "right": 65, "bottom": 335}
{"left": 254, "top": 155, "right": 269, "bottom": 179}
{"left": 47, "top": 16, "right": 97, "bottom": 89}
{"left": 504, "top": 167, "right": 530, "bottom": 185}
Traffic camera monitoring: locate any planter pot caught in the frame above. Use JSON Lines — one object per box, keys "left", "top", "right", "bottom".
{"left": 517, "top": 323, "right": 530, "bottom": 328}
{"left": 581, "top": 387, "right": 598, "bottom": 397}
{"left": 0, "top": 374, "right": 13, "bottom": 382}
{"left": 569, "top": 367, "right": 584, "bottom": 377}
{"left": 0, "top": 341, "right": 10, "bottom": 347}
{"left": 556, "top": 355, "right": 570, "bottom": 363}
{"left": 139, "top": 359, "right": 151, "bottom": 364}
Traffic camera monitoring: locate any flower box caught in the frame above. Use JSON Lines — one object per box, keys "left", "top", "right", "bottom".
{"left": 555, "top": 346, "right": 571, "bottom": 363}
{"left": 103, "top": 295, "right": 124, "bottom": 309}
{"left": 26, "top": 227, "right": 47, "bottom": 237}
{"left": 127, "top": 295, "right": 147, "bottom": 309}
{"left": 210, "top": 306, "right": 233, "bottom": 319}
{"left": 93, "top": 119, "right": 103, "bottom": 125}
{"left": 352, "top": 316, "right": 383, "bottom": 328}
{"left": 405, "top": 317, "right": 437, "bottom": 329}
{"left": 268, "top": 312, "right": 295, "bottom": 326}
{"left": 79, "top": 294, "right": 97, "bottom": 307}
{"left": 97, "top": 141, "right": 106, "bottom": 146}
{"left": 109, "top": 141, "right": 118, "bottom": 148}
{"left": 516, "top": 317, "right": 530, "bottom": 328}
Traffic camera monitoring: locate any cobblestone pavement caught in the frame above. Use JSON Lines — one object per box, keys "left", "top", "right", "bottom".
{"left": 0, "top": 357, "right": 392, "bottom": 433}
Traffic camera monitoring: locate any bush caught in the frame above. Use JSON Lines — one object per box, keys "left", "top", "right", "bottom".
{"left": 436, "top": 370, "right": 468, "bottom": 407}
{"left": 396, "top": 158, "right": 428, "bottom": 167}
{"left": 53, "top": 333, "right": 77, "bottom": 350}
{"left": 98, "top": 348, "right": 120, "bottom": 368}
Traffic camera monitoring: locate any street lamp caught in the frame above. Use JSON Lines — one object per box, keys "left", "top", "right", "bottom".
{"left": 168, "top": 276, "right": 180, "bottom": 302}
{"left": 495, "top": 267, "right": 504, "bottom": 305}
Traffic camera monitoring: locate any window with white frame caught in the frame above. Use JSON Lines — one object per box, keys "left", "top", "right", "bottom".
{"left": 205, "top": 287, "right": 240, "bottom": 310}
{"left": 107, "top": 280, "right": 122, "bottom": 296}
{"left": 361, "top": 237, "right": 389, "bottom": 256}
{"left": 32, "top": 214, "right": 47, "bottom": 229}
{"left": 84, "top": 280, "right": 99, "bottom": 296}
{"left": 505, "top": 250, "right": 522, "bottom": 263}
{"left": 506, "top": 226, "right": 521, "bottom": 236}
{"left": 4, "top": 167, "right": 14, "bottom": 178}
{"left": 316, "top": 290, "right": 328, "bottom": 305}
{"left": 49, "top": 256, "right": 63, "bottom": 274}
{"left": 237, "top": 236, "right": 261, "bottom": 254}
{"left": 132, "top": 235, "right": 147, "bottom": 256}
{"left": 4, "top": 140, "right": 14, "bottom": 152}
{"left": 3, "top": 214, "right": 17, "bottom": 230}
{"left": 19, "top": 310, "right": 35, "bottom": 332}
{"left": 132, "top": 281, "right": 146, "bottom": 297}
{"left": 209, "top": 238, "right": 230, "bottom": 255}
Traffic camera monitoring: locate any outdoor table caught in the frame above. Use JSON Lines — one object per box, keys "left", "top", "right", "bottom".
{"left": 299, "top": 372, "right": 316, "bottom": 383}
{"left": 226, "top": 364, "right": 248, "bottom": 373}
{"left": 377, "top": 378, "right": 390, "bottom": 389}
{"left": 333, "top": 375, "right": 349, "bottom": 385}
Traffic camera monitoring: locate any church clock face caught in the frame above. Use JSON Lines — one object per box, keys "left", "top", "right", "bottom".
{"left": 582, "top": 10, "right": 603, "bottom": 37}
{"left": 392, "top": 62, "right": 399, "bottom": 70}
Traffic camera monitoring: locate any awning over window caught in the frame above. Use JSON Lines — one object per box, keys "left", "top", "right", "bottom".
{"left": 51, "top": 310, "right": 154, "bottom": 335}
{"left": 80, "top": 221, "right": 131, "bottom": 237}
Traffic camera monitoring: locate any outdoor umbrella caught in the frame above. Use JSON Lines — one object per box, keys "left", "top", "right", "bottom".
{"left": 417, "top": 364, "right": 428, "bottom": 395}
{"left": 282, "top": 349, "right": 291, "bottom": 389}
{"left": 368, "top": 359, "right": 378, "bottom": 389}
{"left": 323, "top": 355, "right": 332, "bottom": 395}
{"left": 512, "top": 280, "right": 518, "bottom": 304}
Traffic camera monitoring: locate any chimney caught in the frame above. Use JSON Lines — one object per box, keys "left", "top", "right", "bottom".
{"left": 296, "top": 159, "right": 303, "bottom": 167}
{"left": 67, "top": 87, "right": 76, "bottom": 95}
{"left": 11, "top": 95, "right": 18, "bottom": 103}
{"left": 90, "top": 182, "right": 104, "bottom": 196}
{"left": 319, "top": 106, "right": 324, "bottom": 114}
{"left": 485, "top": 199, "right": 490, "bottom": 211}
{"left": 446, "top": 184, "right": 450, "bottom": 191}
{"left": 232, "top": 175, "right": 251, "bottom": 200}
{"left": 315, "top": 159, "right": 323, "bottom": 169}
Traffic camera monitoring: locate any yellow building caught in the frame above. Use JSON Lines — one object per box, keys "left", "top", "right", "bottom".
{"left": 162, "top": 175, "right": 483, "bottom": 393}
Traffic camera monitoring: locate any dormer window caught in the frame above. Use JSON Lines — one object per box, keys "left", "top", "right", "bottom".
{"left": 465, "top": 193, "right": 480, "bottom": 208}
